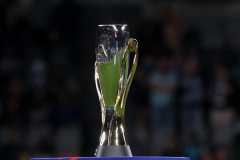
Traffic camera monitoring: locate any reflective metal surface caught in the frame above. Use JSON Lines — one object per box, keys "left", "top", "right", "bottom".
{"left": 95, "top": 24, "right": 138, "bottom": 146}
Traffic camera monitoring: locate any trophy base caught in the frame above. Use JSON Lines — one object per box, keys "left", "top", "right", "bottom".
{"left": 95, "top": 145, "right": 132, "bottom": 157}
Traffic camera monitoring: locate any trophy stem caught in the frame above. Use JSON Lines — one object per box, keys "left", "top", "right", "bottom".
{"left": 95, "top": 107, "right": 132, "bottom": 157}
{"left": 100, "top": 107, "right": 127, "bottom": 145}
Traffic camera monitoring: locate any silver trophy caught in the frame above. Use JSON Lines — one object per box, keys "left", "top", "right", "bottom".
{"left": 95, "top": 24, "right": 138, "bottom": 156}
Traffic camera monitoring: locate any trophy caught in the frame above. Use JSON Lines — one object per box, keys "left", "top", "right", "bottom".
{"left": 94, "top": 24, "right": 138, "bottom": 157}
{"left": 30, "top": 24, "right": 190, "bottom": 160}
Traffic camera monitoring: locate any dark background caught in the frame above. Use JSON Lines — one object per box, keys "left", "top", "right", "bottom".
{"left": 1, "top": 0, "right": 240, "bottom": 160}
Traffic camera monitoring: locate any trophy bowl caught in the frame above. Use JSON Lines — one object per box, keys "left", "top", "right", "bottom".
{"left": 94, "top": 24, "right": 138, "bottom": 157}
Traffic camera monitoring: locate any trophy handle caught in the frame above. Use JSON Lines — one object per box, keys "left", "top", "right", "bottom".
{"left": 95, "top": 62, "right": 106, "bottom": 123}
{"left": 116, "top": 39, "right": 138, "bottom": 116}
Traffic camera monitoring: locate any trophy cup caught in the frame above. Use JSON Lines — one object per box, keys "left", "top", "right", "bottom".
{"left": 94, "top": 24, "right": 138, "bottom": 157}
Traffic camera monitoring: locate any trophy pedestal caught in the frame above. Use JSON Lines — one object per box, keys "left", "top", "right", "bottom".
{"left": 95, "top": 145, "right": 132, "bottom": 157}
{"left": 31, "top": 157, "right": 189, "bottom": 160}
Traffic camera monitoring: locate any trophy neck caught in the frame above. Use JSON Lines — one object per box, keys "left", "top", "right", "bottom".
{"left": 99, "top": 107, "right": 127, "bottom": 146}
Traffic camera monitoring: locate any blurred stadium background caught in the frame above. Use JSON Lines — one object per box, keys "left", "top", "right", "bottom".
{"left": 1, "top": 0, "right": 240, "bottom": 159}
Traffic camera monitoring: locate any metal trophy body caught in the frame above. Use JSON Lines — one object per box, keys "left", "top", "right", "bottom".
{"left": 94, "top": 24, "right": 138, "bottom": 157}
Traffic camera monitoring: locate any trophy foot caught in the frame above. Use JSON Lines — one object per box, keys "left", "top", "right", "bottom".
{"left": 95, "top": 145, "right": 132, "bottom": 157}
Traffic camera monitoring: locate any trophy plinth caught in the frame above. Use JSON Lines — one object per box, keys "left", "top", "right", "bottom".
{"left": 94, "top": 24, "right": 138, "bottom": 157}
{"left": 31, "top": 157, "right": 190, "bottom": 160}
